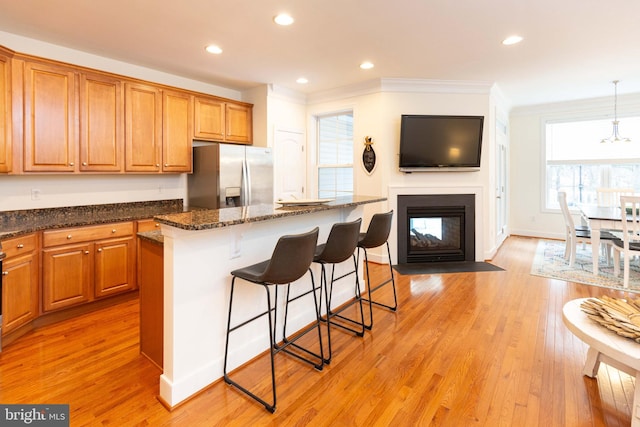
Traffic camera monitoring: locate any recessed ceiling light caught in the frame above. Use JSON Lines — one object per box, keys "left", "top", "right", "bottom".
{"left": 360, "top": 61, "right": 374, "bottom": 70}
{"left": 502, "top": 35, "right": 523, "bottom": 45}
{"left": 296, "top": 77, "right": 308, "bottom": 84}
{"left": 205, "top": 44, "right": 223, "bottom": 54}
{"left": 274, "top": 13, "right": 294, "bottom": 26}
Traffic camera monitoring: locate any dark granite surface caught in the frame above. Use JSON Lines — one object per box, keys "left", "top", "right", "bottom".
{"left": 137, "top": 230, "right": 164, "bottom": 245}
{"left": 154, "top": 195, "right": 387, "bottom": 231}
{"left": 0, "top": 199, "right": 184, "bottom": 241}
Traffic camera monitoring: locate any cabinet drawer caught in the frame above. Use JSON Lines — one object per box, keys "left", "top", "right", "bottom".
{"left": 1, "top": 233, "right": 37, "bottom": 258}
{"left": 43, "top": 222, "right": 134, "bottom": 247}
{"left": 137, "top": 219, "right": 161, "bottom": 233}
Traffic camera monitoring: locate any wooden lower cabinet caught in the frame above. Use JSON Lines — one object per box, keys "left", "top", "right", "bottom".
{"left": 42, "top": 221, "right": 136, "bottom": 313}
{"left": 2, "top": 251, "right": 39, "bottom": 334}
{"left": 42, "top": 242, "right": 92, "bottom": 312}
{"left": 94, "top": 237, "right": 135, "bottom": 298}
{"left": 138, "top": 237, "right": 163, "bottom": 368}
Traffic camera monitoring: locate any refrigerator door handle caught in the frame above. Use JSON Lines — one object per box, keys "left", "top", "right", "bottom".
{"left": 242, "top": 157, "right": 251, "bottom": 205}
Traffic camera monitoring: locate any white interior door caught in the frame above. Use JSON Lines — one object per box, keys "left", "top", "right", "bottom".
{"left": 274, "top": 128, "right": 305, "bottom": 200}
{"left": 495, "top": 117, "right": 508, "bottom": 244}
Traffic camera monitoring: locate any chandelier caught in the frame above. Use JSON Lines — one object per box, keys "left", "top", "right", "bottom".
{"left": 601, "top": 80, "right": 631, "bottom": 143}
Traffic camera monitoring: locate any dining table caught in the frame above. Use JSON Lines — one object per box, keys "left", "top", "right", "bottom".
{"left": 579, "top": 204, "right": 625, "bottom": 275}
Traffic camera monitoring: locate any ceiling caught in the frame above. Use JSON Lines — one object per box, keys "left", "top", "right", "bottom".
{"left": 1, "top": 0, "right": 639, "bottom": 107}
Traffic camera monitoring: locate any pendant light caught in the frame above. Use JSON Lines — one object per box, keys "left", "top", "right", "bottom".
{"left": 601, "top": 80, "right": 631, "bottom": 143}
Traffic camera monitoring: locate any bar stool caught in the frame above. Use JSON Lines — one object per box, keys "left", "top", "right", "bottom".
{"left": 358, "top": 210, "right": 397, "bottom": 330}
{"left": 312, "top": 218, "right": 364, "bottom": 364}
{"left": 223, "top": 227, "right": 321, "bottom": 413}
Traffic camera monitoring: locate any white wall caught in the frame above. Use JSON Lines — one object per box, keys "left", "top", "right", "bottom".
{"left": 509, "top": 93, "right": 640, "bottom": 239}
{"left": 305, "top": 79, "right": 505, "bottom": 261}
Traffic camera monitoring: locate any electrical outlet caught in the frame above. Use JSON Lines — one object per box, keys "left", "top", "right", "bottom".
{"left": 158, "top": 185, "right": 163, "bottom": 194}
{"left": 31, "top": 189, "right": 41, "bottom": 200}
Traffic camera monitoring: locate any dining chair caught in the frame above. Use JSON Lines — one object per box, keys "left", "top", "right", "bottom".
{"left": 612, "top": 196, "right": 640, "bottom": 289}
{"left": 596, "top": 187, "right": 634, "bottom": 207}
{"left": 558, "top": 191, "right": 615, "bottom": 267}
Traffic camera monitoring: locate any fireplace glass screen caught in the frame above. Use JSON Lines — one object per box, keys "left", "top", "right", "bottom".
{"left": 409, "top": 216, "right": 461, "bottom": 251}
{"left": 406, "top": 207, "right": 465, "bottom": 262}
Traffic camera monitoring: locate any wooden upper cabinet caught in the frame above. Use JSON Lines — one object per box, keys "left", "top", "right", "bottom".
{"left": 0, "top": 48, "right": 12, "bottom": 173}
{"left": 194, "top": 96, "right": 224, "bottom": 141}
{"left": 225, "top": 102, "right": 252, "bottom": 143}
{"left": 23, "top": 61, "right": 77, "bottom": 172}
{"left": 162, "top": 90, "right": 193, "bottom": 172}
{"left": 125, "top": 82, "right": 162, "bottom": 172}
{"left": 193, "top": 96, "right": 253, "bottom": 144}
{"left": 79, "top": 73, "right": 124, "bottom": 172}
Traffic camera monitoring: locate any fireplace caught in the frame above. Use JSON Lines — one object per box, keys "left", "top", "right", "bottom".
{"left": 397, "top": 194, "right": 475, "bottom": 263}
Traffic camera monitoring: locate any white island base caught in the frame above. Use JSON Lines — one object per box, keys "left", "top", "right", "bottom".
{"left": 157, "top": 203, "right": 371, "bottom": 408}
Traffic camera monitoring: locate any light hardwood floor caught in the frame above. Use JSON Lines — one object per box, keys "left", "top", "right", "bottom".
{"left": 0, "top": 236, "right": 634, "bottom": 426}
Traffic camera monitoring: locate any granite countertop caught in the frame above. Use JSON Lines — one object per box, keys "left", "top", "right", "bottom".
{"left": 137, "top": 230, "right": 164, "bottom": 245}
{"left": 0, "top": 199, "right": 185, "bottom": 241}
{"left": 154, "top": 195, "right": 387, "bottom": 231}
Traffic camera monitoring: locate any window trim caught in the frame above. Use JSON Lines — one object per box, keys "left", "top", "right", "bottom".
{"left": 315, "top": 110, "right": 354, "bottom": 199}
{"left": 541, "top": 111, "right": 640, "bottom": 212}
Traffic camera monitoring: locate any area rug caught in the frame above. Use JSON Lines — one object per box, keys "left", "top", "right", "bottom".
{"left": 530, "top": 240, "right": 640, "bottom": 293}
{"left": 393, "top": 261, "right": 504, "bottom": 275}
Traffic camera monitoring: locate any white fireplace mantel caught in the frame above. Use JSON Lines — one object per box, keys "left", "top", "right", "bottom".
{"left": 388, "top": 185, "right": 485, "bottom": 264}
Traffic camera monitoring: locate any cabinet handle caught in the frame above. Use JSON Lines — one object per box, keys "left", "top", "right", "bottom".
{"left": 67, "top": 235, "right": 72, "bottom": 239}
{"left": 2, "top": 271, "right": 8, "bottom": 276}
{"left": 164, "top": 164, "right": 169, "bottom": 167}
{"left": 82, "top": 162, "right": 87, "bottom": 166}
{"left": 84, "top": 251, "right": 89, "bottom": 255}
{"left": 155, "top": 223, "right": 160, "bottom": 228}
{"left": 69, "top": 162, "right": 74, "bottom": 166}
{"left": 97, "top": 248, "right": 102, "bottom": 252}
{"left": 112, "top": 229, "right": 117, "bottom": 233}
{"left": 16, "top": 244, "right": 24, "bottom": 249}
{"left": 156, "top": 164, "right": 160, "bottom": 168}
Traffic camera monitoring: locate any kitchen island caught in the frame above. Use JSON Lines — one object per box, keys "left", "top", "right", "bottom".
{"left": 153, "top": 195, "right": 386, "bottom": 408}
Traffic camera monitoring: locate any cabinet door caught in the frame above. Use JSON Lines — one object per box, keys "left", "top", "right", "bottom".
{"left": 0, "top": 49, "right": 11, "bottom": 173}
{"left": 194, "top": 96, "right": 224, "bottom": 141}
{"left": 2, "top": 253, "right": 39, "bottom": 334}
{"left": 162, "top": 90, "right": 192, "bottom": 172}
{"left": 95, "top": 237, "right": 135, "bottom": 298}
{"left": 225, "top": 102, "right": 252, "bottom": 143}
{"left": 42, "top": 243, "right": 92, "bottom": 312}
{"left": 79, "top": 72, "right": 124, "bottom": 172}
{"left": 23, "top": 61, "right": 77, "bottom": 172}
{"left": 125, "top": 82, "right": 162, "bottom": 172}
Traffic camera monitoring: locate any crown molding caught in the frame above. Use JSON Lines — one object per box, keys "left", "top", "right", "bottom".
{"left": 306, "top": 78, "right": 495, "bottom": 105}
{"left": 510, "top": 92, "right": 640, "bottom": 117}
{"left": 379, "top": 78, "right": 494, "bottom": 94}
{"left": 266, "top": 84, "right": 308, "bottom": 105}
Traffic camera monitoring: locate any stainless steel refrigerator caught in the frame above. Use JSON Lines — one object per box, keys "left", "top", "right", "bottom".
{"left": 188, "top": 143, "right": 274, "bottom": 209}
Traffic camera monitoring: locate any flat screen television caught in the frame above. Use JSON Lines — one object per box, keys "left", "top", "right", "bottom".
{"left": 399, "top": 115, "right": 484, "bottom": 172}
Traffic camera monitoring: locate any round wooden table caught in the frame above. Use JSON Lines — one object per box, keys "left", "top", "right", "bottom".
{"left": 563, "top": 298, "right": 640, "bottom": 426}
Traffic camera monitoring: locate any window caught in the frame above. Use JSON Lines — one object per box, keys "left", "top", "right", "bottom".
{"left": 317, "top": 112, "right": 353, "bottom": 198}
{"left": 545, "top": 116, "right": 640, "bottom": 209}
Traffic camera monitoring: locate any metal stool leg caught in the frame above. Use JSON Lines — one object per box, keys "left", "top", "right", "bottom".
{"left": 321, "top": 254, "right": 366, "bottom": 363}
{"left": 223, "top": 278, "right": 278, "bottom": 412}
{"left": 277, "top": 269, "right": 324, "bottom": 370}
{"left": 358, "top": 241, "right": 397, "bottom": 330}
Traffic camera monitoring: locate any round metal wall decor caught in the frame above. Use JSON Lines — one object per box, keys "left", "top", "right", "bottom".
{"left": 362, "top": 136, "right": 376, "bottom": 175}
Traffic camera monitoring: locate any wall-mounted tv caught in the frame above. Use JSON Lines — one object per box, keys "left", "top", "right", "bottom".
{"left": 399, "top": 115, "right": 484, "bottom": 172}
